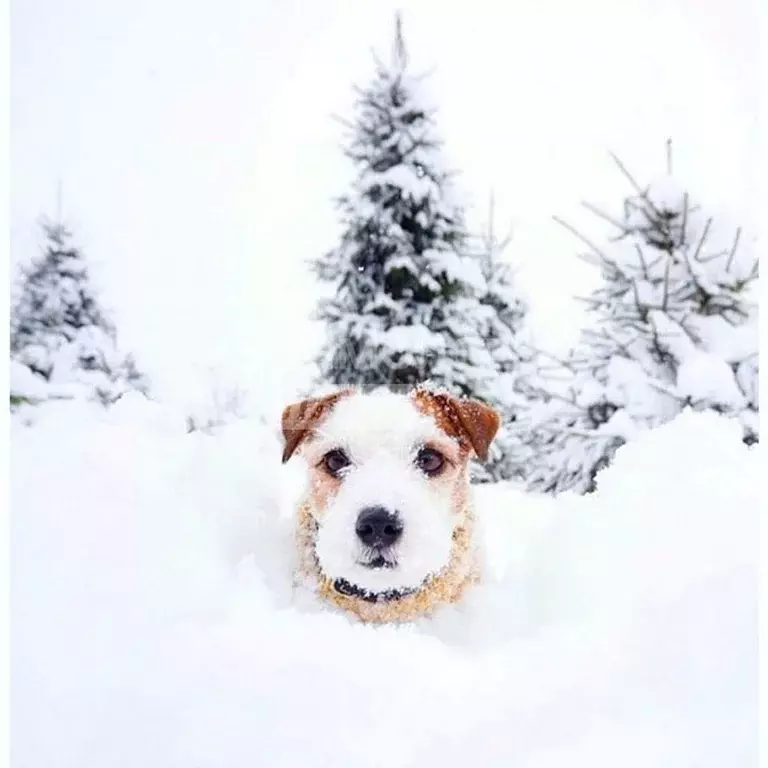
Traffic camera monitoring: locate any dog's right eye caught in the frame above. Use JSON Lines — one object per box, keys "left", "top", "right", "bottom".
{"left": 322, "top": 449, "right": 351, "bottom": 477}
{"left": 415, "top": 446, "right": 446, "bottom": 477}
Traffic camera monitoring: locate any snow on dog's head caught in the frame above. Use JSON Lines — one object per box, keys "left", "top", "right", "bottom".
{"left": 280, "top": 386, "right": 500, "bottom": 622}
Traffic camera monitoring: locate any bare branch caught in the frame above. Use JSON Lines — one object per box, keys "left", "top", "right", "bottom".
{"left": 725, "top": 227, "right": 742, "bottom": 272}
{"left": 635, "top": 243, "right": 650, "bottom": 278}
{"left": 676, "top": 222, "right": 715, "bottom": 310}
{"left": 645, "top": 253, "right": 666, "bottom": 273}
{"left": 563, "top": 428, "right": 625, "bottom": 441}
{"left": 540, "top": 390, "right": 582, "bottom": 408}
{"left": 609, "top": 151, "right": 645, "bottom": 196}
{"left": 661, "top": 257, "right": 672, "bottom": 311}
{"left": 573, "top": 295, "right": 604, "bottom": 310}
{"left": 680, "top": 191, "right": 688, "bottom": 249}
{"left": 553, "top": 215, "right": 611, "bottom": 263}
{"left": 534, "top": 347, "right": 579, "bottom": 375}
{"left": 611, "top": 147, "right": 677, "bottom": 225}
{"left": 698, "top": 248, "right": 730, "bottom": 264}
{"left": 690, "top": 217, "right": 713, "bottom": 263}
{"left": 575, "top": 251, "right": 603, "bottom": 268}
{"left": 598, "top": 328, "right": 638, "bottom": 361}
{"left": 581, "top": 201, "right": 626, "bottom": 232}
{"left": 647, "top": 379, "right": 682, "bottom": 400}
{"left": 632, "top": 279, "right": 645, "bottom": 315}
{"left": 665, "top": 138, "right": 673, "bottom": 175}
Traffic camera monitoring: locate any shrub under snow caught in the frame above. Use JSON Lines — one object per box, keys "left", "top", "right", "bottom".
{"left": 518, "top": 160, "right": 759, "bottom": 495}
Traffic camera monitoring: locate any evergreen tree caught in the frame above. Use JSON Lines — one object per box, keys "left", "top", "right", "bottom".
{"left": 471, "top": 197, "right": 535, "bottom": 482}
{"left": 474, "top": 195, "right": 528, "bottom": 377}
{"left": 519, "top": 146, "right": 759, "bottom": 494}
{"left": 10, "top": 217, "right": 151, "bottom": 408}
{"left": 312, "top": 15, "right": 493, "bottom": 397}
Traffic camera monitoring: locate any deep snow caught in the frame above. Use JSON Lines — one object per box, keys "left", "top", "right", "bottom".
{"left": 11, "top": 396, "right": 758, "bottom": 767}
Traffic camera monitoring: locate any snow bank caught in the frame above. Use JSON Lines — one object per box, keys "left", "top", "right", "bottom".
{"left": 10, "top": 359, "right": 49, "bottom": 400}
{"left": 11, "top": 402, "right": 757, "bottom": 767}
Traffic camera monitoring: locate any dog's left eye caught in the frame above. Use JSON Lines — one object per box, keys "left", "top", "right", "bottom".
{"left": 322, "top": 449, "right": 351, "bottom": 477}
{"left": 415, "top": 447, "right": 445, "bottom": 477}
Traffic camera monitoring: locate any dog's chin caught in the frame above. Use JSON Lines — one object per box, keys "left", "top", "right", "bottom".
{"left": 321, "top": 553, "right": 439, "bottom": 601}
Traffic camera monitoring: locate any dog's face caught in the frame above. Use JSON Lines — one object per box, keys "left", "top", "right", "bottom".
{"left": 281, "top": 387, "right": 500, "bottom": 602}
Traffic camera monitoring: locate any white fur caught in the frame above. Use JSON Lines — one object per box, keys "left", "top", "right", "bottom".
{"left": 307, "top": 390, "right": 462, "bottom": 593}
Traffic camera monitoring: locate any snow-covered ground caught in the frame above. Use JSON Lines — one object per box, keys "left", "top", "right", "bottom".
{"left": 11, "top": 397, "right": 757, "bottom": 767}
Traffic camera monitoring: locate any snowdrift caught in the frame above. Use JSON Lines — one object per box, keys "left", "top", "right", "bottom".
{"left": 11, "top": 396, "right": 758, "bottom": 767}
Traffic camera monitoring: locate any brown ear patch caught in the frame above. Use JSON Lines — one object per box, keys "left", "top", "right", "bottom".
{"left": 281, "top": 389, "right": 354, "bottom": 463}
{"left": 412, "top": 387, "right": 500, "bottom": 462}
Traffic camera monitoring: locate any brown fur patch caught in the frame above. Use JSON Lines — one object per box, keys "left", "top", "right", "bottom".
{"left": 411, "top": 386, "right": 500, "bottom": 461}
{"left": 281, "top": 389, "right": 354, "bottom": 463}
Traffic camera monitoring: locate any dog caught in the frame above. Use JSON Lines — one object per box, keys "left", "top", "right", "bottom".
{"left": 280, "top": 385, "right": 500, "bottom": 623}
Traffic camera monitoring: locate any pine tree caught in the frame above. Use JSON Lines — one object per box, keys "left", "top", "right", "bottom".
{"left": 312, "top": 15, "right": 493, "bottom": 398}
{"left": 471, "top": 197, "right": 534, "bottom": 482}
{"left": 510, "top": 348, "right": 630, "bottom": 494}
{"left": 10, "top": 217, "right": 151, "bottom": 408}
{"left": 519, "top": 145, "right": 759, "bottom": 494}
{"left": 474, "top": 195, "right": 528, "bottom": 377}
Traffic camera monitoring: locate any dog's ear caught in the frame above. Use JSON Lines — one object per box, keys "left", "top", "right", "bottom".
{"left": 451, "top": 396, "right": 501, "bottom": 461}
{"left": 413, "top": 388, "right": 501, "bottom": 461}
{"left": 280, "top": 389, "right": 353, "bottom": 464}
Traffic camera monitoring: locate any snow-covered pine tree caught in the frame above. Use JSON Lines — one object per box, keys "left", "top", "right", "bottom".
{"left": 474, "top": 195, "right": 529, "bottom": 377}
{"left": 471, "top": 196, "right": 534, "bottom": 482}
{"left": 519, "top": 145, "right": 759, "bottom": 494}
{"left": 10, "top": 217, "right": 151, "bottom": 409}
{"left": 509, "top": 347, "right": 629, "bottom": 494}
{"left": 312, "top": 15, "right": 493, "bottom": 398}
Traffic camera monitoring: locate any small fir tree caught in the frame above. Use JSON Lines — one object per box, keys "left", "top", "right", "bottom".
{"left": 471, "top": 197, "right": 535, "bottom": 482}
{"left": 474, "top": 195, "right": 528, "bottom": 376}
{"left": 10, "top": 217, "right": 150, "bottom": 408}
{"left": 518, "top": 144, "right": 759, "bottom": 494}
{"left": 312, "top": 15, "right": 493, "bottom": 398}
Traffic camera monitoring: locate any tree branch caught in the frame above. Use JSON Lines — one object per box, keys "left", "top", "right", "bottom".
{"left": 609, "top": 151, "right": 645, "bottom": 196}
{"left": 635, "top": 243, "right": 650, "bottom": 279}
{"left": 680, "top": 192, "right": 688, "bottom": 249}
{"left": 725, "top": 227, "right": 742, "bottom": 272}
{"left": 581, "top": 201, "right": 626, "bottom": 232}
{"left": 661, "top": 257, "right": 672, "bottom": 311}
{"left": 553, "top": 215, "right": 611, "bottom": 263}
{"left": 665, "top": 137, "right": 673, "bottom": 175}
{"left": 690, "top": 217, "right": 712, "bottom": 263}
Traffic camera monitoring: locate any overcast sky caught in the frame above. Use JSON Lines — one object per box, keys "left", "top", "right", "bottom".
{"left": 11, "top": 0, "right": 757, "bottom": 413}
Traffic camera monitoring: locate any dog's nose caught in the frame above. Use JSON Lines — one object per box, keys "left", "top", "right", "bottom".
{"left": 355, "top": 506, "right": 403, "bottom": 548}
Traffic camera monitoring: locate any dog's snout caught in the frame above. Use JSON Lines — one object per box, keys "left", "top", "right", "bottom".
{"left": 355, "top": 506, "right": 403, "bottom": 548}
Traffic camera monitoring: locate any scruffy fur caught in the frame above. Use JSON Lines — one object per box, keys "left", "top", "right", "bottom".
{"left": 281, "top": 386, "right": 500, "bottom": 624}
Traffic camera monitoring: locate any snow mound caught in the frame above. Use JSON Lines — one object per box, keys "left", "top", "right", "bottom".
{"left": 11, "top": 402, "right": 757, "bottom": 767}
{"left": 10, "top": 359, "right": 49, "bottom": 400}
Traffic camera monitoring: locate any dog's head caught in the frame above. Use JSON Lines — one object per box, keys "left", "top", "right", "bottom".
{"left": 281, "top": 386, "right": 500, "bottom": 605}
